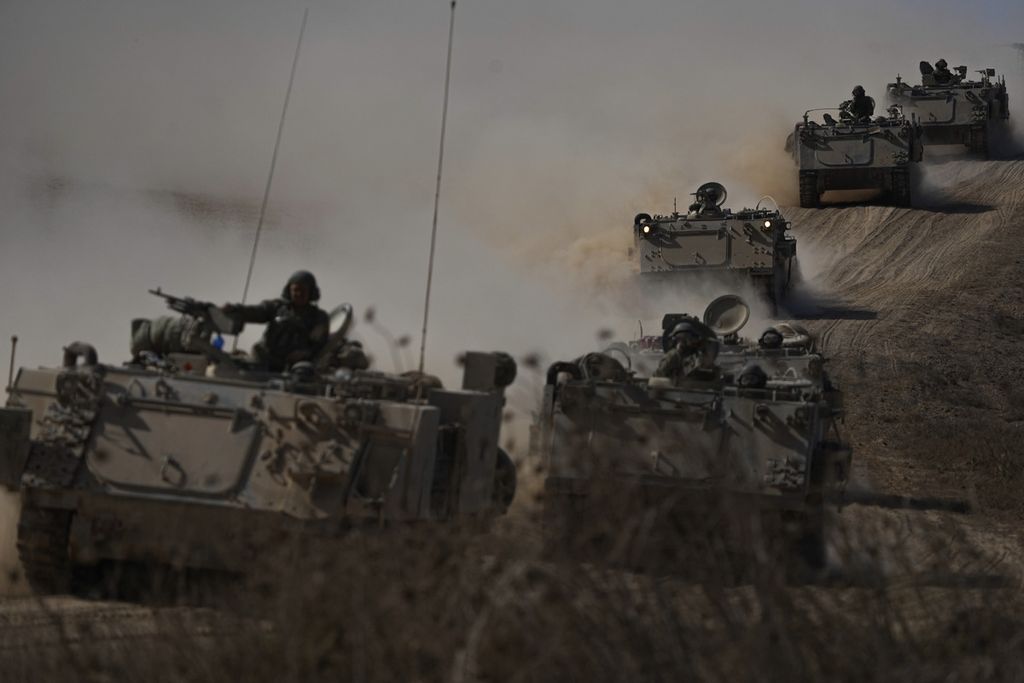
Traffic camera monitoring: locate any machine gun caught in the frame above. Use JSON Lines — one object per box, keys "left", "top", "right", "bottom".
{"left": 149, "top": 288, "right": 244, "bottom": 336}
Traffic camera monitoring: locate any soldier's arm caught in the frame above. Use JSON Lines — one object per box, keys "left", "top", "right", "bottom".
{"left": 223, "top": 299, "right": 278, "bottom": 324}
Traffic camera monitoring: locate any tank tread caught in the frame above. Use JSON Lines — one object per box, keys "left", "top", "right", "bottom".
{"left": 798, "top": 173, "right": 819, "bottom": 209}
{"left": 787, "top": 513, "right": 826, "bottom": 572}
{"left": 891, "top": 168, "right": 911, "bottom": 207}
{"left": 968, "top": 126, "right": 989, "bottom": 158}
{"left": 16, "top": 505, "right": 73, "bottom": 595}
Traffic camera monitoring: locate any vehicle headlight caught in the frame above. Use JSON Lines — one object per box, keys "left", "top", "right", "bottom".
{"left": 763, "top": 220, "right": 772, "bottom": 229}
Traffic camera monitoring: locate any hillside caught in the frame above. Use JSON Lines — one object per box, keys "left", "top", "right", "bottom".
{"left": 787, "top": 158, "right": 1024, "bottom": 578}
{"left": 791, "top": 159, "right": 1024, "bottom": 512}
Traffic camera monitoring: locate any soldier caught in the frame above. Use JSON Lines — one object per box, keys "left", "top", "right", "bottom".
{"left": 845, "top": 85, "right": 875, "bottom": 122}
{"left": 758, "top": 326, "right": 784, "bottom": 350}
{"left": 223, "top": 270, "right": 331, "bottom": 372}
{"left": 933, "top": 58, "right": 953, "bottom": 85}
{"left": 653, "top": 319, "right": 719, "bottom": 384}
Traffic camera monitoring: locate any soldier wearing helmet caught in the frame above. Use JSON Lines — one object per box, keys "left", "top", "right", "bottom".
{"left": 222, "top": 270, "right": 331, "bottom": 372}
{"left": 758, "top": 326, "right": 784, "bottom": 350}
{"left": 653, "top": 318, "right": 719, "bottom": 384}
{"left": 933, "top": 58, "right": 953, "bottom": 85}
{"left": 843, "top": 85, "right": 875, "bottom": 122}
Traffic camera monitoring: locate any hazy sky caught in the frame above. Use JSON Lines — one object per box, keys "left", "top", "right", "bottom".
{"left": 0, "top": 0, "right": 1020, "bottom": 385}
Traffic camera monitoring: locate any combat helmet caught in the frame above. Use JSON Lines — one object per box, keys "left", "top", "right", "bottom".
{"left": 667, "top": 318, "right": 715, "bottom": 347}
{"left": 736, "top": 362, "right": 768, "bottom": 388}
{"left": 759, "top": 326, "right": 784, "bottom": 349}
{"left": 282, "top": 270, "right": 321, "bottom": 302}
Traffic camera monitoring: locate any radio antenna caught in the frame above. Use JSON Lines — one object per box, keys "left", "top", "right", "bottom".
{"left": 241, "top": 7, "right": 308, "bottom": 305}
{"left": 418, "top": 0, "right": 457, "bottom": 374}
{"left": 234, "top": 8, "right": 308, "bottom": 351}
{"left": 6, "top": 335, "right": 17, "bottom": 396}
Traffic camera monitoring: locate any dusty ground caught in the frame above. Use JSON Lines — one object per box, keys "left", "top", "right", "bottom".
{"left": 0, "top": 157, "right": 1022, "bottom": 679}
{"left": 791, "top": 158, "right": 1024, "bottom": 571}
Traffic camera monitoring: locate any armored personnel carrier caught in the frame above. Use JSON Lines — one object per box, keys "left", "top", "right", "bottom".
{"left": 887, "top": 61, "right": 1010, "bottom": 157}
{"left": 791, "top": 103, "right": 923, "bottom": 208}
{"left": 0, "top": 291, "right": 517, "bottom": 594}
{"left": 633, "top": 182, "right": 796, "bottom": 312}
{"left": 536, "top": 296, "right": 966, "bottom": 573}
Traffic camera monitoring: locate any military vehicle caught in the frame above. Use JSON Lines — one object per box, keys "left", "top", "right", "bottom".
{"left": 791, "top": 102, "right": 924, "bottom": 208}
{"left": 0, "top": 290, "right": 517, "bottom": 594}
{"left": 887, "top": 61, "right": 1010, "bottom": 157}
{"left": 536, "top": 295, "right": 967, "bottom": 573}
{"left": 633, "top": 182, "right": 797, "bottom": 313}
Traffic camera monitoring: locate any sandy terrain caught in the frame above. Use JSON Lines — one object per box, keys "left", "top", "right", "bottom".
{"left": 791, "top": 158, "right": 1024, "bottom": 571}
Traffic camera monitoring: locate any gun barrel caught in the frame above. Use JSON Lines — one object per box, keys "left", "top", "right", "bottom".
{"left": 146, "top": 288, "right": 241, "bottom": 336}
{"left": 827, "top": 491, "right": 970, "bottom": 514}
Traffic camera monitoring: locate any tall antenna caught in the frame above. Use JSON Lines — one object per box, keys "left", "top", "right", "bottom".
{"left": 6, "top": 336, "right": 17, "bottom": 395}
{"left": 418, "top": 0, "right": 457, "bottom": 374}
{"left": 239, "top": 8, "right": 309, "bottom": 308}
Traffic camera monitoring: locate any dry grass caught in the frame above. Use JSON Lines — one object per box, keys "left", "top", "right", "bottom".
{"left": 0, "top": 493, "right": 1021, "bottom": 683}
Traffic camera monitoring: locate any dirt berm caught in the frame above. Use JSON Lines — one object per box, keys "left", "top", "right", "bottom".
{"left": 790, "top": 158, "right": 1024, "bottom": 561}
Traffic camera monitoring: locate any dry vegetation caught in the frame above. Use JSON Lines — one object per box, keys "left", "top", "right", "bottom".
{"left": 0, "top": 498, "right": 1022, "bottom": 683}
